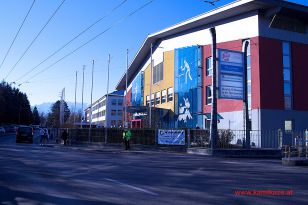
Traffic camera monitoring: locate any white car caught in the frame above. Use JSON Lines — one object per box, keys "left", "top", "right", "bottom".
{"left": 0, "top": 127, "right": 6, "bottom": 134}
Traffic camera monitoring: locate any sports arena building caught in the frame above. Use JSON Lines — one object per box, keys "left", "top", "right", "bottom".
{"left": 116, "top": 0, "right": 308, "bottom": 141}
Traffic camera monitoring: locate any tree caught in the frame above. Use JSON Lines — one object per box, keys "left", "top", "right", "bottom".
{"left": 39, "top": 112, "right": 47, "bottom": 127}
{"left": 46, "top": 100, "right": 70, "bottom": 127}
{"left": 0, "top": 81, "right": 33, "bottom": 124}
{"left": 32, "top": 106, "right": 40, "bottom": 125}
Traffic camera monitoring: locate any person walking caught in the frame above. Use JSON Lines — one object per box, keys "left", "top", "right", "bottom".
{"left": 61, "top": 130, "right": 68, "bottom": 146}
{"left": 39, "top": 128, "right": 45, "bottom": 146}
{"left": 123, "top": 129, "right": 132, "bottom": 150}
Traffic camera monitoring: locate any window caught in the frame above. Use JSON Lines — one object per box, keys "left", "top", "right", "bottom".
{"left": 118, "top": 120, "right": 123, "bottom": 127}
{"left": 111, "top": 120, "right": 117, "bottom": 127}
{"left": 167, "top": 87, "right": 173, "bottom": 102}
{"left": 146, "top": 95, "right": 150, "bottom": 106}
{"left": 270, "top": 15, "right": 306, "bottom": 34}
{"left": 102, "top": 110, "right": 106, "bottom": 116}
{"left": 156, "top": 92, "right": 161, "bottom": 105}
{"left": 153, "top": 62, "right": 163, "bottom": 84}
{"left": 111, "top": 99, "right": 117, "bottom": 105}
{"left": 102, "top": 100, "right": 106, "bottom": 106}
{"left": 151, "top": 94, "right": 155, "bottom": 106}
{"left": 118, "top": 99, "right": 123, "bottom": 106}
{"left": 283, "top": 42, "right": 292, "bottom": 110}
{"left": 206, "top": 86, "right": 212, "bottom": 105}
{"left": 111, "top": 110, "right": 116, "bottom": 116}
{"left": 118, "top": 110, "right": 123, "bottom": 116}
{"left": 205, "top": 119, "right": 211, "bottom": 130}
{"left": 206, "top": 57, "right": 213, "bottom": 76}
{"left": 161, "top": 90, "right": 167, "bottom": 103}
{"left": 284, "top": 120, "right": 293, "bottom": 132}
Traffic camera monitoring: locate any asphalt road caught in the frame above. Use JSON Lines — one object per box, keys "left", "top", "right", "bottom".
{"left": 0, "top": 134, "right": 308, "bottom": 205}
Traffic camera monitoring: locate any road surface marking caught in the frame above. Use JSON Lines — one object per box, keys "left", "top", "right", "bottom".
{"left": 104, "top": 178, "right": 158, "bottom": 196}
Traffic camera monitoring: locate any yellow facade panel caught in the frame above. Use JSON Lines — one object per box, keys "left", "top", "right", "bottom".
{"left": 143, "top": 50, "right": 174, "bottom": 111}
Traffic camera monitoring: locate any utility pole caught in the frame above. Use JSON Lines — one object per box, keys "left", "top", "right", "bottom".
{"left": 74, "top": 70, "right": 78, "bottom": 127}
{"left": 81, "top": 65, "right": 85, "bottom": 128}
{"left": 105, "top": 54, "right": 110, "bottom": 143}
{"left": 210, "top": 27, "right": 218, "bottom": 149}
{"left": 89, "top": 60, "right": 94, "bottom": 143}
{"left": 149, "top": 43, "right": 153, "bottom": 128}
{"left": 125, "top": 49, "right": 128, "bottom": 128}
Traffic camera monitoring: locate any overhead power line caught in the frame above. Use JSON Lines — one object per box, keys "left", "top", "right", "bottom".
{"left": 0, "top": 0, "right": 36, "bottom": 73}
{"left": 22, "top": 0, "right": 155, "bottom": 83}
{"left": 14, "top": 0, "right": 128, "bottom": 83}
{"left": 4, "top": 0, "right": 66, "bottom": 80}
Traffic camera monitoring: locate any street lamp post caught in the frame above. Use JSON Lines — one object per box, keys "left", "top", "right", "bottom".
{"left": 149, "top": 43, "right": 153, "bottom": 128}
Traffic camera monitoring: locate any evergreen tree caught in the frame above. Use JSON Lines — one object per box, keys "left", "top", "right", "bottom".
{"left": 46, "top": 100, "right": 70, "bottom": 127}
{"left": 0, "top": 81, "right": 33, "bottom": 124}
{"left": 32, "top": 106, "right": 40, "bottom": 125}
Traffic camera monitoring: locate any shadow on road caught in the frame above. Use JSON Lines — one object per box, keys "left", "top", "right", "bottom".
{"left": 0, "top": 185, "right": 120, "bottom": 205}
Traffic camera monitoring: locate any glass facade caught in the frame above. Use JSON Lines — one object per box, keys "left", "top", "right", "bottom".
{"left": 282, "top": 42, "right": 292, "bottom": 109}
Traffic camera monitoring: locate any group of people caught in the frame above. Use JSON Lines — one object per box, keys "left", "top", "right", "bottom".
{"left": 58, "top": 129, "right": 131, "bottom": 149}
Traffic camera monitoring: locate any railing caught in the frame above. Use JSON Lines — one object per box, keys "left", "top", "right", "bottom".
{"left": 49, "top": 128, "right": 308, "bottom": 149}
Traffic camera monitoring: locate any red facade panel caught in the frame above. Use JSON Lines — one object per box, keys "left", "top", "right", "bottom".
{"left": 258, "top": 37, "right": 284, "bottom": 110}
{"left": 250, "top": 37, "right": 261, "bottom": 109}
{"left": 292, "top": 42, "right": 308, "bottom": 111}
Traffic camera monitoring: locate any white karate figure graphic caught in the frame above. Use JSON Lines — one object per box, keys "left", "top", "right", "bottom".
{"left": 178, "top": 97, "right": 193, "bottom": 123}
{"left": 179, "top": 59, "right": 192, "bottom": 84}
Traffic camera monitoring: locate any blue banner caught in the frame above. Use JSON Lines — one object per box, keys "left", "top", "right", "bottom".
{"left": 158, "top": 129, "right": 185, "bottom": 145}
{"left": 132, "top": 73, "right": 143, "bottom": 106}
{"left": 174, "top": 46, "right": 201, "bottom": 128}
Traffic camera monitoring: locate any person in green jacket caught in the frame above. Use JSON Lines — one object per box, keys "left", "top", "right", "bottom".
{"left": 123, "top": 129, "right": 132, "bottom": 150}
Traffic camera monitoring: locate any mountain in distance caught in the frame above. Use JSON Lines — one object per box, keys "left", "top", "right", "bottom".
{"left": 34, "top": 102, "right": 88, "bottom": 114}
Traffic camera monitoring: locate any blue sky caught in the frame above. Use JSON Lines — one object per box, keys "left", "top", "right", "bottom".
{"left": 0, "top": 0, "right": 307, "bottom": 108}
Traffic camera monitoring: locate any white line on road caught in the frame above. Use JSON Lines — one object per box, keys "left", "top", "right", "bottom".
{"left": 104, "top": 178, "right": 158, "bottom": 196}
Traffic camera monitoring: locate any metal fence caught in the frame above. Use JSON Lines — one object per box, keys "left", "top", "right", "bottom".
{"left": 188, "top": 129, "right": 308, "bottom": 149}
{"left": 49, "top": 128, "right": 308, "bottom": 149}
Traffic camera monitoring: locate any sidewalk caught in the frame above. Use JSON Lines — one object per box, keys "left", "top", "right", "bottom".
{"left": 47, "top": 141, "right": 187, "bottom": 154}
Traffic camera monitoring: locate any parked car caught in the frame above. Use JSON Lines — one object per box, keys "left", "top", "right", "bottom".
{"left": 16, "top": 126, "right": 33, "bottom": 143}
{"left": 0, "top": 127, "right": 5, "bottom": 134}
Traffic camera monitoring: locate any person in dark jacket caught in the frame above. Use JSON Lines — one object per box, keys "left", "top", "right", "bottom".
{"left": 61, "top": 130, "right": 68, "bottom": 146}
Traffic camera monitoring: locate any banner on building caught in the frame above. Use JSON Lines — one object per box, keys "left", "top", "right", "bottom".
{"left": 131, "top": 72, "right": 143, "bottom": 106}
{"left": 218, "top": 49, "right": 244, "bottom": 100}
{"left": 158, "top": 129, "right": 185, "bottom": 145}
{"left": 174, "top": 46, "right": 202, "bottom": 128}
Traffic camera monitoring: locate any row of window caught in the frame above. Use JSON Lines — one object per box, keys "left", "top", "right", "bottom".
{"left": 111, "top": 120, "right": 123, "bottom": 127}
{"left": 111, "top": 110, "right": 123, "bottom": 116}
{"left": 92, "top": 109, "right": 123, "bottom": 118}
{"left": 93, "top": 98, "right": 123, "bottom": 111}
{"left": 146, "top": 87, "right": 173, "bottom": 106}
{"left": 153, "top": 62, "right": 164, "bottom": 84}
